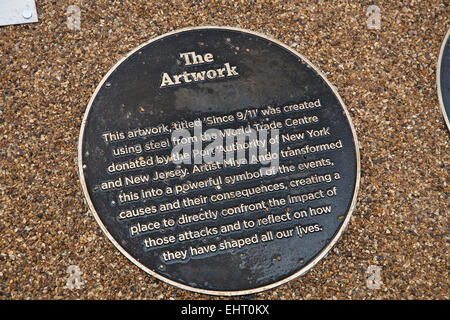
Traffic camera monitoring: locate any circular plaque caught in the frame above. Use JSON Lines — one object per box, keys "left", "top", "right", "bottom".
{"left": 437, "top": 28, "right": 450, "bottom": 131}
{"left": 78, "top": 27, "right": 360, "bottom": 295}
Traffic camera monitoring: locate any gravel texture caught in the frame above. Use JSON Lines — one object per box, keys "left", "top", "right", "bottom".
{"left": 0, "top": 0, "right": 448, "bottom": 299}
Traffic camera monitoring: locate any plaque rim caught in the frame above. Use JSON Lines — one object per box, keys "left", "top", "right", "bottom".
{"left": 437, "top": 27, "right": 450, "bottom": 131}
{"left": 77, "top": 26, "right": 361, "bottom": 296}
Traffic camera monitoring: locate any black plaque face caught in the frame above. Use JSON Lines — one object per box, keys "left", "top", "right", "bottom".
{"left": 438, "top": 28, "right": 450, "bottom": 131}
{"left": 78, "top": 27, "right": 360, "bottom": 295}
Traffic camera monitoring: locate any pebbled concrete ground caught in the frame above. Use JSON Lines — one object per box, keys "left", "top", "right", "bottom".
{"left": 0, "top": 0, "right": 448, "bottom": 299}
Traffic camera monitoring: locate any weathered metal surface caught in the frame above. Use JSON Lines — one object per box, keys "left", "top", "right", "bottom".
{"left": 78, "top": 27, "right": 360, "bottom": 295}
